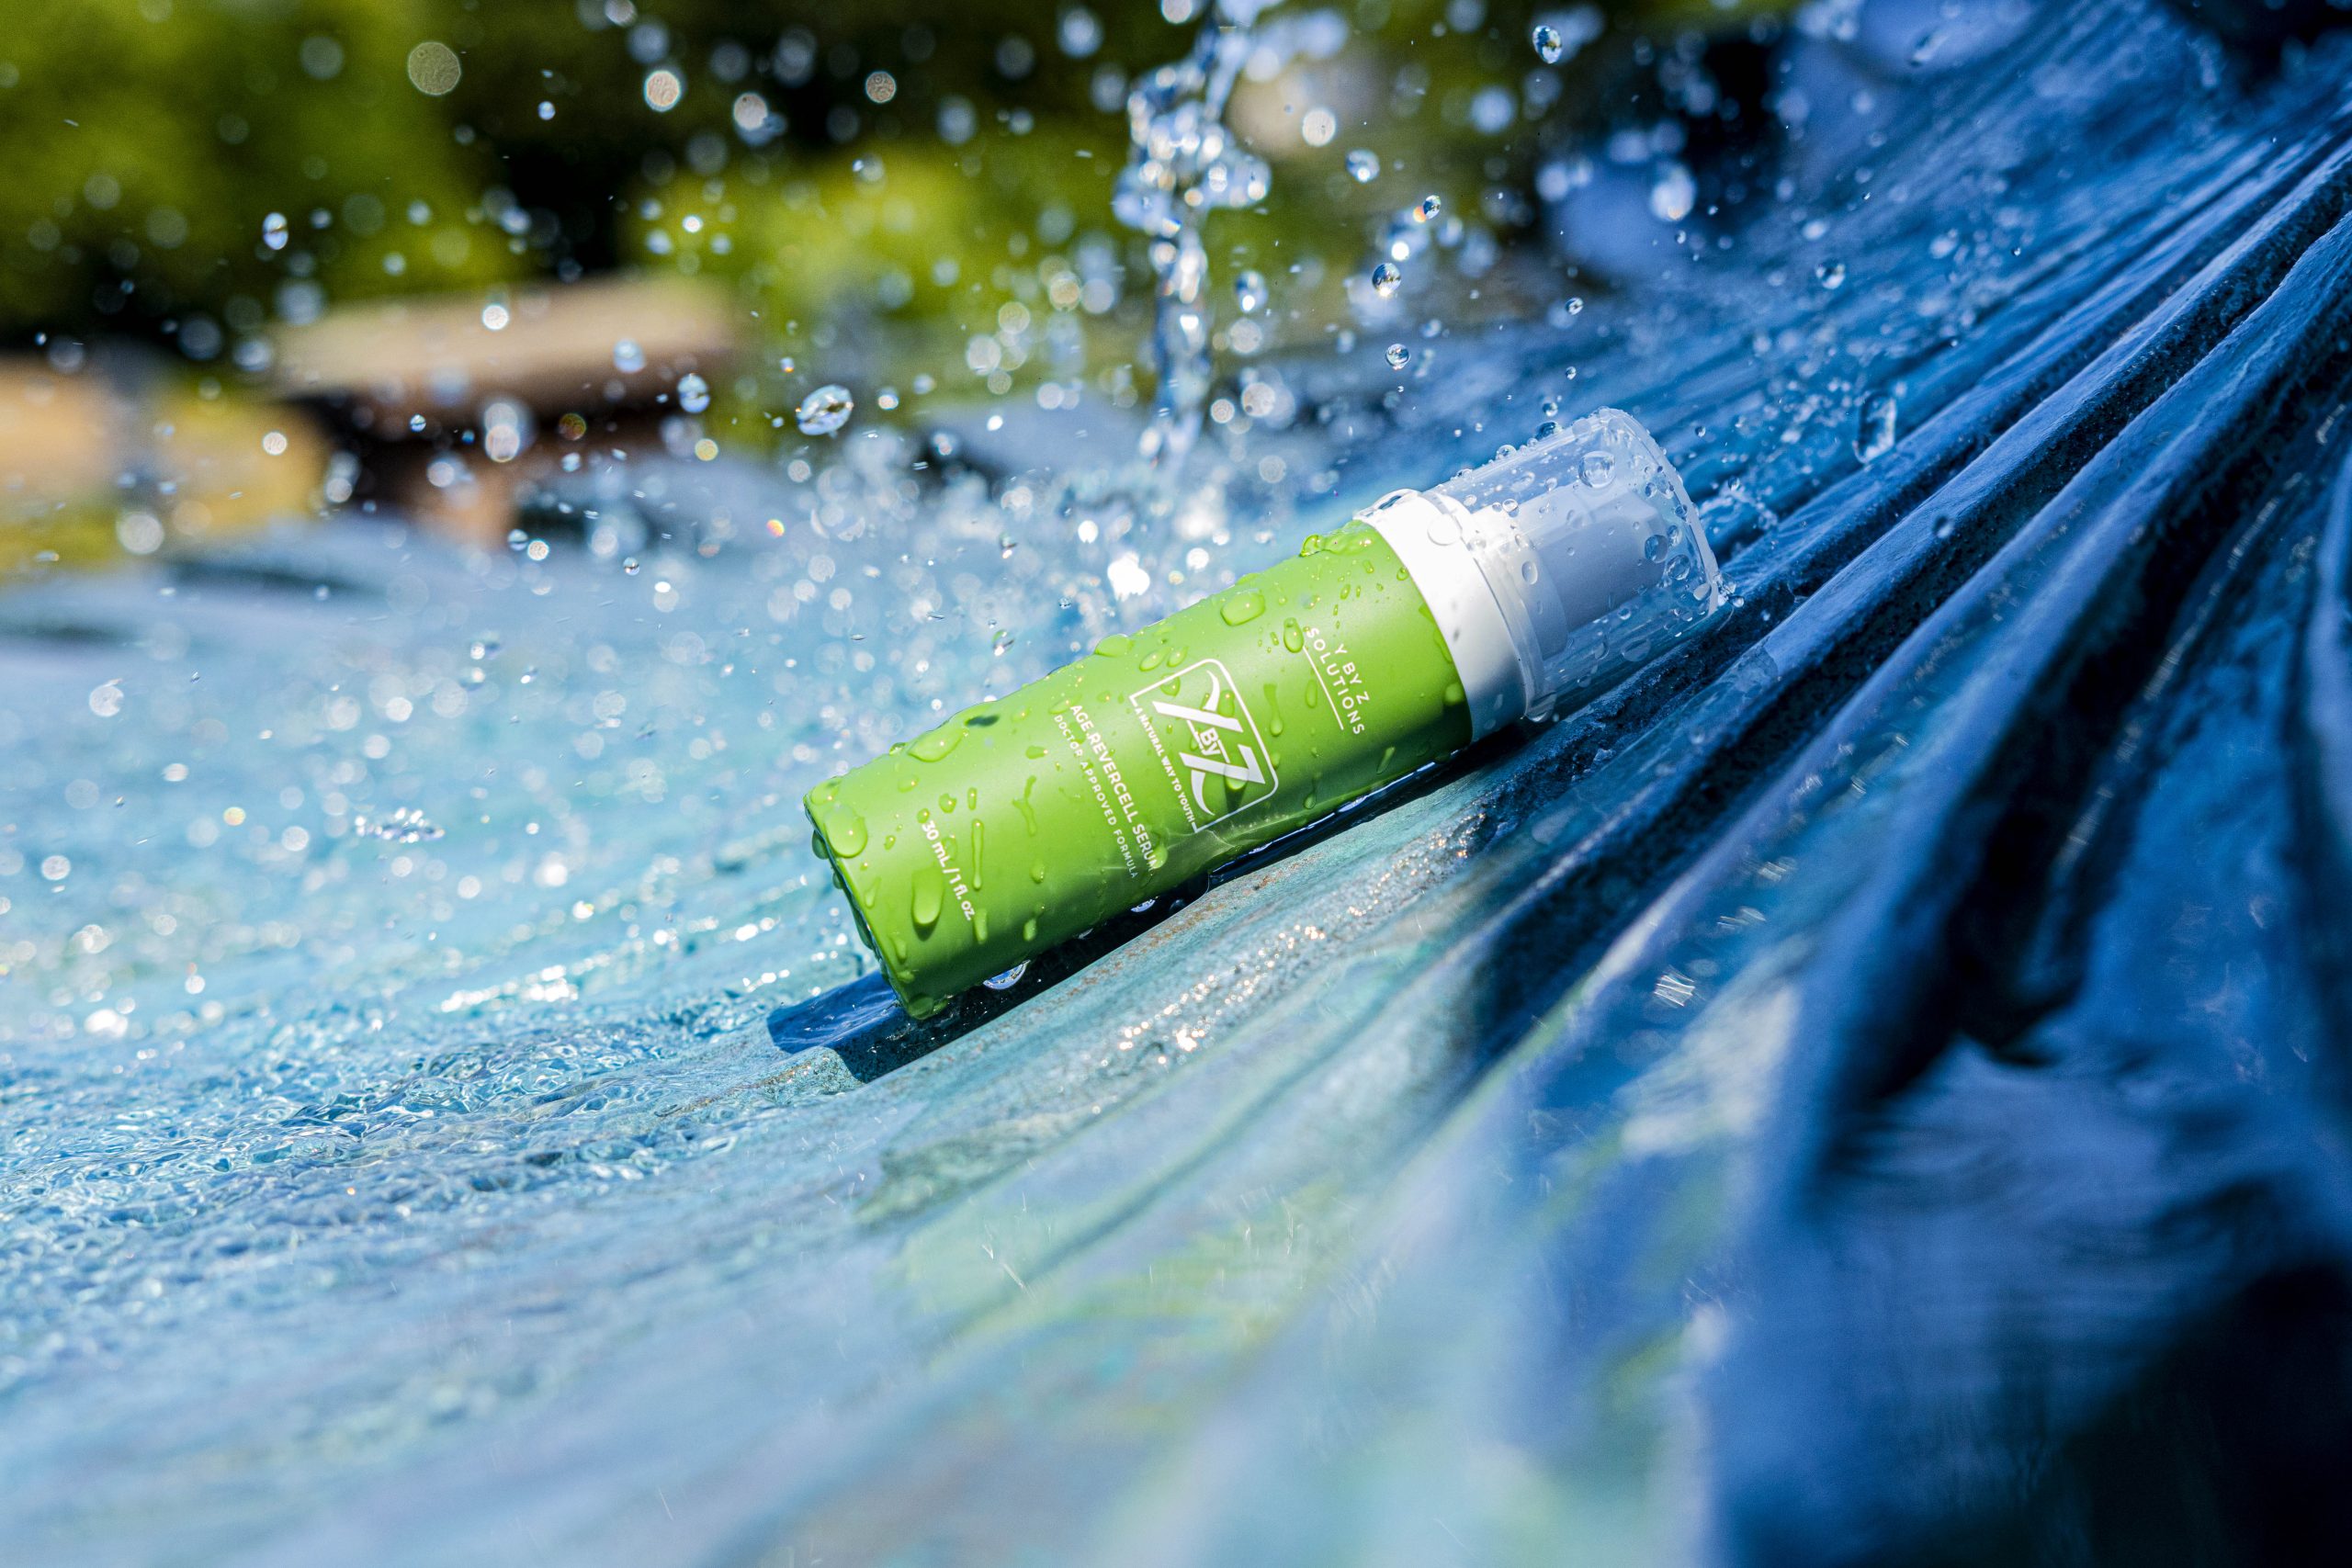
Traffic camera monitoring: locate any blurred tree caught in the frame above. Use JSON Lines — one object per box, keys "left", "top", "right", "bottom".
{"left": 0, "top": 0, "right": 525, "bottom": 357}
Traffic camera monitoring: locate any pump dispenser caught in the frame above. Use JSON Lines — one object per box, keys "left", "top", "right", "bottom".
{"left": 807, "top": 409, "right": 1723, "bottom": 1018}
{"left": 1360, "top": 407, "right": 1722, "bottom": 737}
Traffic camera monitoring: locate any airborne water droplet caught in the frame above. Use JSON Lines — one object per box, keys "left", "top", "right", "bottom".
{"left": 795, "top": 383, "right": 854, "bottom": 435}
{"left": 1371, "top": 261, "right": 1402, "bottom": 299}
{"left": 1815, "top": 260, "right": 1848, "bottom": 290}
{"left": 1533, "top": 25, "right": 1565, "bottom": 64}
{"left": 1854, "top": 393, "right": 1899, "bottom": 464}
{"left": 1233, "top": 269, "right": 1267, "bottom": 312}
{"left": 1346, "top": 149, "right": 1380, "bottom": 184}
{"left": 1385, "top": 344, "right": 1411, "bottom": 369}
{"left": 1412, "top": 194, "right": 1441, "bottom": 223}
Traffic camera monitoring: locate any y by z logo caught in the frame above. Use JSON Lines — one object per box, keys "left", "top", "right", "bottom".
{"left": 1129, "top": 658, "right": 1278, "bottom": 826}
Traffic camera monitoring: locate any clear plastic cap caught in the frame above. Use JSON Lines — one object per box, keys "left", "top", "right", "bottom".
{"left": 1425, "top": 408, "right": 1722, "bottom": 717}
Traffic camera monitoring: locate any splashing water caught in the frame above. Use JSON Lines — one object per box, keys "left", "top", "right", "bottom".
{"left": 353, "top": 807, "right": 446, "bottom": 844}
{"left": 1113, "top": 0, "right": 1281, "bottom": 467}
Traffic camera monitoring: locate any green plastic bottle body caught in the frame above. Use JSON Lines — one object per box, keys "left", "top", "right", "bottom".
{"left": 805, "top": 524, "right": 1473, "bottom": 1017}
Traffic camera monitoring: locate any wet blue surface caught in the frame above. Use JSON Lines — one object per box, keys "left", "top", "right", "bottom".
{"left": 6, "top": 3, "right": 2352, "bottom": 1562}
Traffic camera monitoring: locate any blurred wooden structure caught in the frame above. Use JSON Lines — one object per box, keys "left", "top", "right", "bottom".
{"left": 2, "top": 357, "right": 327, "bottom": 573}
{"left": 273, "top": 276, "right": 742, "bottom": 545}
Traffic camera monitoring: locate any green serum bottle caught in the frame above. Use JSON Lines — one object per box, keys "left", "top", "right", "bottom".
{"left": 805, "top": 409, "right": 1723, "bottom": 1018}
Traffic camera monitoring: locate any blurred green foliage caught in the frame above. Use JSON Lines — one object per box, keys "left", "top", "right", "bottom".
{"left": 0, "top": 2, "right": 1777, "bottom": 372}
{"left": 0, "top": 1, "right": 521, "bottom": 352}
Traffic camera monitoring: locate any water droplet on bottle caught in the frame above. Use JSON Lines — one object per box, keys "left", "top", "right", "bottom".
{"left": 796, "top": 383, "right": 854, "bottom": 436}
{"left": 1219, "top": 589, "right": 1265, "bottom": 626}
{"left": 1093, "top": 632, "right": 1133, "bottom": 660}
{"left": 1579, "top": 450, "right": 1616, "bottom": 488}
{"left": 910, "top": 867, "right": 945, "bottom": 934}
{"left": 1533, "top": 25, "right": 1565, "bottom": 63}
{"left": 1346, "top": 149, "right": 1380, "bottom": 184}
{"left": 820, "top": 803, "right": 867, "bottom": 858}
{"left": 984, "top": 961, "right": 1029, "bottom": 991}
{"left": 1854, "top": 393, "right": 1899, "bottom": 464}
{"left": 1371, "top": 261, "right": 1402, "bottom": 299}
{"left": 909, "top": 725, "right": 964, "bottom": 762}
{"left": 1385, "top": 344, "right": 1411, "bottom": 369}
{"left": 1282, "top": 618, "right": 1305, "bottom": 653}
